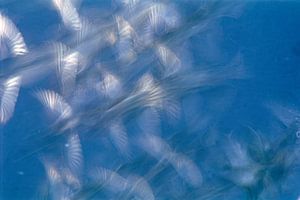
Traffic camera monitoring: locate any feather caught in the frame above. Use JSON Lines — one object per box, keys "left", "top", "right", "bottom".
{"left": 52, "top": 0, "right": 82, "bottom": 31}
{"left": 155, "top": 44, "right": 182, "bottom": 76}
{"left": 98, "top": 70, "right": 122, "bottom": 100}
{"left": 0, "top": 13, "right": 28, "bottom": 59}
{"left": 137, "top": 74, "right": 164, "bottom": 108}
{"left": 169, "top": 153, "right": 203, "bottom": 187}
{"left": 61, "top": 167, "right": 81, "bottom": 189}
{"left": 127, "top": 175, "right": 155, "bottom": 200}
{"left": 46, "top": 163, "right": 62, "bottom": 185}
{"left": 66, "top": 133, "right": 83, "bottom": 174}
{"left": 138, "top": 108, "right": 161, "bottom": 135}
{"left": 120, "top": 0, "right": 140, "bottom": 13}
{"left": 35, "top": 89, "right": 72, "bottom": 119}
{"left": 92, "top": 167, "right": 129, "bottom": 193}
{"left": 115, "top": 15, "right": 138, "bottom": 63}
{"left": 266, "top": 102, "right": 300, "bottom": 127}
{"left": 109, "top": 121, "right": 129, "bottom": 156}
{"left": 138, "top": 134, "right": 172, "bottom": 160}
{"left": 92, "top": 167, "right": 153, "bottom": 199}
{"left": 140, "top": 3, "right": 180, "bottom": 44}
{"left": 147, "top": 3, "right": 166, "bottom": 32}
{"left": 53, "top": 43, "right": 85, "bottom": 96}
{"left": 41, "top": 159, "right": 72, "bottom": 200}
{"left": 0, "top": 76, "right": 22, "bottom": 124}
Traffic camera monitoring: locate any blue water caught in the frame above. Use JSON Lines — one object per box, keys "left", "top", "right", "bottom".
{"left": 1, "top": 1, "right": 300, "bottom": 199}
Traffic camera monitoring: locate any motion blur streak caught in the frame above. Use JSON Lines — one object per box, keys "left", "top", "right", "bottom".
{"left": 1, "top": 1, "right": 300, "bottom": 200}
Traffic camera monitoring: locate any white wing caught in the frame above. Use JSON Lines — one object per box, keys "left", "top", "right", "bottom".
{"left": 35, "top": 89, "right": 72, "bottom": 119}
{"left": 266, "top": 102, "right": 300, "bottom": 127}
{"left": 41, "top": 159, "right": 72, "bottom": 200}
{"left": 140, "top": 3, "right": 180, "bottom": 45}
{"left": 61, "top": 167, "right": 81, "bottom": 189}
{"left": 115, "top": 15, "right": 138, "bottom": 63}
{"left": 44, "top": 161, "right": 63, "bottom": 185}
{"left": 0, "top": 13, "right": 28, "bottom": 59}
{"left": 66, "top": 133, "right": 83, "bottom": 174}
{"left": 92, "top": 167, "right": 129, "bottom": 193}
{"left": 120, "top": 0, "right": 140, "bottom": 11}
{"left": 52, "top": 42, "right": 86, "bottom": 97}
{"left": 225, "top": 139, "right": 252, "bottom": 168}
{"left": 137, "top": 74, "right": 164, "bottom": 108}
{"left": 0, "top": 76, "right": 22, "bottom": 124}
{"left": 155, "top": 44, "right": 181, "bottom": 76}
{"left": 98, "top": 70, "right": 122, "bottom": 100}
{"left": 52, "top": 0, "right": 82, "bottom": 31}
{"left": 138, "top": 108, "right": 160, "bottom": 135}
{"left": 127, "top": 175, "right": 155, "bottom": 200}
{"left": 169, "top": 153, "right": 203, "bottom": 187}
{"left": 109, "top": 121, "right": 129, "bottom": 156}
{"left": 62, "top": 51, "right": 79, "bottom": 93}
{"left": 138, "top": 133, "right": 172, "bottom": 160}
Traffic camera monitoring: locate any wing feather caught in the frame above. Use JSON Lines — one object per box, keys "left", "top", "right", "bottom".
{"left": 66, "top": 133, "right": 83, "bottom": 174}
{"left": 35, "top": 89, "right": 72, "bottom": 119}
{"left": 0, "top": 76, "right": 22, "bottom": 124}
{"left": 0, "top": 13, "right": 28, "bottom": 59}
{"left": 52, "top": 0, "right": 82, "bottom": 31}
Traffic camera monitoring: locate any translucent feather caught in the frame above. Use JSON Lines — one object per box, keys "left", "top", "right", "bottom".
{"left": 120, "top": 0, "right": 140, "bottom": 13}
{"left": 109, "top": 121, "right": 129, "bottom": 156}
{"left": 169, "top": 153, "right": 203, "bottom": 187}
{"left": 127, "top": 175, "right": 155, "bottom": 200}
{"left": 115, "top": 15, "right": 138, "bottom": 63}
{"left": 98, "top": 70, "right": 122, "bottom": 100}
{"left": 35, "top": 89, "right": 72, "bottom": 119}
{"left": 138, "top": 134, "right": 172, "bottom": 160}
{"left": 0, "top": 76, "right": 21, "bottom": 124}
{"left": 42, "top": 160, "right": 72, "bottom": 200}
{"left": 53, "top": 43, "right": 85, "bottom": 97}
{"left": 62, "top": 168, "right": 81, "bottom": 189}
{"left": 137, "top": 74, "right": 164, "bottom": 108}
{"left": 0, "top": 13, "right": 28, "bottom": 59}
{"left": 155, "top": 44, "right": 182, "bottom": 76}
{"left": 66, "top": 133, "right": 83, "bottom": 174}
{"left": 52, "top": 0, "right": 82, "bottom": 31}
{"left": 140, "top": 3, "right": 180, "bottom": 44}
{"left": 138, "top": 108, "right": 161, "bottom": 135}
{"left": 92, "top": 167, "right": 129, "bottom": 193}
